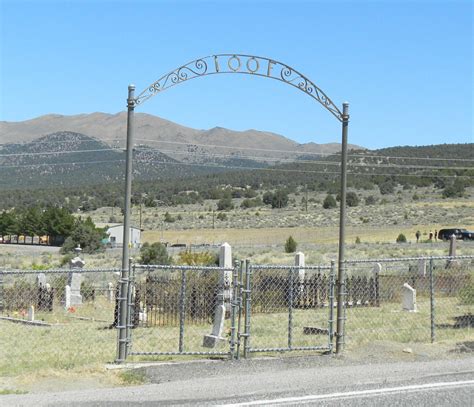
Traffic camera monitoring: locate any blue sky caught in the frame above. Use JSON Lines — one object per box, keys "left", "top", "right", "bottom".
{"left": 0, "top": 0, "right": 472, "bottom": 149}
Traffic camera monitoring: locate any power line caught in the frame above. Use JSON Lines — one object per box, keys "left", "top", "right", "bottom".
{"left": 0, "top": 148, "right": 121, "bottom": 157}
{"left": 2, "top": 136, "right": 473, "bottom": 163}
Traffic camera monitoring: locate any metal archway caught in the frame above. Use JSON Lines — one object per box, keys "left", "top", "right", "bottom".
{"left": 118, "top": 54, "right": 349, "bottom": 361}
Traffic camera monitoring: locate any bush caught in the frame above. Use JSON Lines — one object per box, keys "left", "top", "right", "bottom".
{"left": 177, "top": 250, "right": 218, "bottom": 266}
{"left": 284, "top": 236, "right": 297, "bottom": 253}
{"left": 396, "top": 233, "right": 407, "bottom": 243}
{"left": 139, "top": 242, "right": 172, "bottom": 265}
{"left": 217, "top": 197, "right": 234, "bottom": 211}
{"left": 355, "top": 236, "right": 361, "bottom": 244}
{"left": 379, "top": 181, "right": 395, "bottom": 195}
{"left": 365, "top": 195, "right": 377, "bottom": 205}
{"left": 164, "top": 212, "right": 175, "bottom": 223}
{"left": 442, "top": 180, "right": 465, "bottom": 198}
{"left": 323, "top": 194, "right": 337, "bottom": 209}
{"left": 216, "top": 212, "right": 227, "bottom": 221}
{"left": 346, "top": 192, "right": 359, "bottom": 207}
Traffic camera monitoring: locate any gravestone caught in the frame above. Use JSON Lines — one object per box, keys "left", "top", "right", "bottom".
{"left": 203, "top": 303, "right": 226, "bottom": 348}
{"left": 64, "top": 285, "right": 71, "bottom": 309}
{"left": 402, "top": 283, "right": 417, "bottom": 312}
{"left": 28, "top": 305, "right": 35, "bottom": 322}
{"left": 295, "top": 252, "right": 305, "bottom": 284}
{"left": 68, "top": 245, "right": 84, "bottom": 305}
{"left": 447, "top": 235, "right": 458, "bottom": 268}
{"left": 418, "top": 259, "right": 426, "bottom": 277}
{"left": 203, "top": 242, "right": 232, "bottom": 348}
{"left": 36, "top": 273, "right": 46, "bottom": 287}
{"left": 107, "top": 282, "right": 114, "bottom": 302}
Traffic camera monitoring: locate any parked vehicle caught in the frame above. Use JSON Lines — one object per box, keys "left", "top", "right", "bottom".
{"left": 438, "top": 228, "right": 473, "bottom": 241}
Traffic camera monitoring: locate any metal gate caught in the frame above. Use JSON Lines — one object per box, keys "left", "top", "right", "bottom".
{"left": 125, "top": 261, "right": 335, "bottom": 359}
{"left": 239, "top": 261, "right": 335, "bottom": 356}
{"left": 126, "top": 263, "right": 239, "bottom": 358}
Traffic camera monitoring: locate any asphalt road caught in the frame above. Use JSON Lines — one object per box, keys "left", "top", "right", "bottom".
{"left": 2, "top": 356, "right": 473, "bottom": 406}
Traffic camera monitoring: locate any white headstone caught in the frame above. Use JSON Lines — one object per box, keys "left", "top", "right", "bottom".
{"left": 28, "top": 305, "right": 35, "bottom": 322}
{"left": 68, "top": 245, "right": 84, "bottom": 305}
{"left": 295, "top": 252, "right": 305, "bottom": 283}
{"left": 203, "top": 304, "right": 226, "bottom": 348}
{"left": 418, "top": 259, "right": 426, "bottom": 277}
{"left": 108, "top": 282, "right": 114, "bottom": 302}
{"left": 402, "top": 283, "right": 417, "bottom": 312}
{"left": 219, "top": 242, "right": 232, "bottom": 287}
{"left": 36, "top": 273, "right": 46, "bottom": 287}
{"left": 372, "top": 263, "right": 382, "bottom": 275}
{"left": 64, "top": 285, "right": 71, "bottom": 309}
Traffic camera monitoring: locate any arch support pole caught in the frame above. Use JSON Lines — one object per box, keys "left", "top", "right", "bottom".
{"left": 117, "top": 84, "right": 135, "bottom": 363}
{"left": 336, "top": 102, "right": 349, "bottom": 354}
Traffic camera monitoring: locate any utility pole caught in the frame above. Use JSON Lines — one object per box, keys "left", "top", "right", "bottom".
{"left": 305, "top": 184, "right": 308, "bottom": 212}
{"left": 212, "top": 210, "right": 215, "bottom": 229}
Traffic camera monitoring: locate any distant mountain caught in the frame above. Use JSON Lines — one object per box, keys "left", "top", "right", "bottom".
{"left": 0, "top": 112, "right": 364, "bottom": 164}
{"left": 0, "top": 131, "right": 227, "bottom": 189}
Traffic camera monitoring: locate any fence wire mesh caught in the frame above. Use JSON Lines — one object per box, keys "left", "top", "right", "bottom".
{"left": 127, "top": 264, "right": 235, "bottom": 357}
{"left": 0, "top": 268, "right": 121, "bottom": 375}
{"left": 245, "top": 264, "right": 334, "bottom": 354}
{"left": 342, "top": 256, "right": 474, "bottom": 349}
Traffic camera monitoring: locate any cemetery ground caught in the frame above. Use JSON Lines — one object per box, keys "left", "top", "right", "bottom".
{"left": 0, "top": 188, "right": 473, "bottom": 394}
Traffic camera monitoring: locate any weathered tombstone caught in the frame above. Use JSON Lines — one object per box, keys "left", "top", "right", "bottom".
{"left": 108, "top": 282, "right": 114, "bottom": 302}
{"left": 68, "top": 245, "right": 84, "bottom": 305}
{"left": 64, "top": 285, "right": 71, "bottom": 309}
{"left": 447, "top": 234, "right": 458, "bottom": 268}
{"left": 28, "top": 305, "right": 35, "bottom": 322}
{"left": 203, "top": 242, "right": 232, "bottom": 348}
{"left": 203, "top": 303, "right": 226, "bottom": 348}
{"left": 295, "top": 252, "right": 305, "bottom": 283}
{"left": 402, "top": 283, "right": 417, "bottom": 312}
{"left": 36, "top": 273, "right": 46, "bottom": 287}
{"left": 418, "top": 259, "right": 426, "bottom": 277}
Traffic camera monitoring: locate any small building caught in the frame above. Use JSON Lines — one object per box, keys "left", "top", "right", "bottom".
{"left": 105, "top": 224, "right": 141, "bottom": 248}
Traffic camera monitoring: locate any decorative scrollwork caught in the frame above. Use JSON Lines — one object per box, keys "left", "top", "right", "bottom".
{"left": 135, "top": 54, "right": 343, "bottom": 121}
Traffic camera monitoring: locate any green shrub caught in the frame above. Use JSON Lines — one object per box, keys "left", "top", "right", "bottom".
{"left": 284, "top": 236, "right": 297, "bottom": 253}
{"left": 396, "top": 233, "right": 407, "bottom": 243}
{"left": 323, "top": 194, "right": 337, "bottom": 209}
{"left": 139, "top": 242, "right": 171, "bottom": 265}
{"left": 216, "top": 212, "right": 227, "bottom": 221}
{"left": 355, "top": 236, "right": 361, "bottom": 244}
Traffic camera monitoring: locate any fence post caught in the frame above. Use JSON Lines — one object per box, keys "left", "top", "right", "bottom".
{"left": 336, "top": 259, "right": 346, "bottom": 354}
{"left": 243, "top": 259, "right": 252, "bottom": 359}
{"left": 288, "top": 267, "right": 294, "bottom": 349}
{"left": 229, "top": 260, "right": 239, "bottom": 359}
{"left": 178, "top": 268, "right": 187, "bottom": 353}
{"left": 429, "top": 257, "right": 435, "bottom": 343}
{"left": 236, "top": 260, "right": 244, "bottom": 359}
{"left": 328, "top": 260, "right": 336, "bottom": 351}
{"left": 125, "top": 258, "right": 134, "bottom": 357}
{"left": 116, "top": 263, "right": 130, "bottom": 363}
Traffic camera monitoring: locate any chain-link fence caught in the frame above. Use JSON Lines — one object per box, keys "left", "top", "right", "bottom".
{"left": 0, "top": 268, "right": 120, "bottom": 376}
{"left": 243, "top": 262, "right": 335, "bottom": 356}
{"left": 1, "top": 255, "right": 472, "bottom": 374}
{"left": 126, "top": 264, "right": 237, "bottom": 358}
{"left": 342, "top": 256, "right": 474, "bottom": 350}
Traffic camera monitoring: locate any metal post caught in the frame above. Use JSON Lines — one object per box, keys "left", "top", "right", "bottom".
{"left": 117, "top": 84, "right": 135, "bottom": 363}
{"left": 230, "top": 260, "right": 239, "bottom": 359}
{"left": 328, "top": 260, "right": 336, "bottom": 351}
{"left": 236, "top": 260, "right": 244, "bottom": 359}
{"left": 243, "top": 260, "right": 252, "bottom": 358}
{"left": 125, "top": 258, "right": 134, "bottom": 357}
{"left": 336, "top": 102, "right": 349, "bottom": 354}
{"left": 178, "top": 269, "right": 187, "bottom": 353}
{"left": 429, "top": 258, "right": 435, "bottom": 343}
{"left": 288, "top": 267, "right": 294, "bottom": 349}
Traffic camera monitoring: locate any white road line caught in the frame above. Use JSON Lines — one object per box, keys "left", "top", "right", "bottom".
{"left": 220, "top": 379, "right": 474, "bottom": 406}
